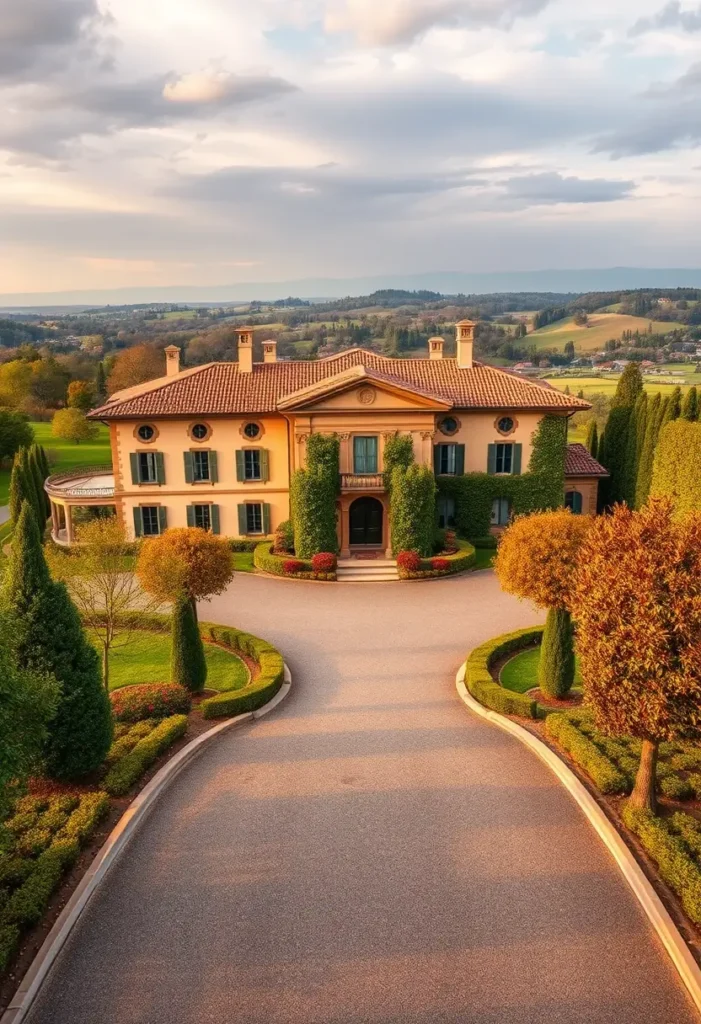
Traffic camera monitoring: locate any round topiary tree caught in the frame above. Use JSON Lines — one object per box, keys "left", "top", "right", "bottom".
{"left": 494, "top": 509, "right": 591, "bottom": 698}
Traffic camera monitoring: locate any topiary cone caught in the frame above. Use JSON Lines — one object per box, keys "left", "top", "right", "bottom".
{"left": 538, "top": 606, "right": 575, "bottom": 699}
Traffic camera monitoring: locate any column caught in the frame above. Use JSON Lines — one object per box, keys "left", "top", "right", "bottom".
{"left": 65, "top": 504, "right": 74, "bottom": 544}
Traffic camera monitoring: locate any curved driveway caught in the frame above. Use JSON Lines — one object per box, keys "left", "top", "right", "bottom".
{"left": 27, "top": 572, "right": 697, "bottom": 1023}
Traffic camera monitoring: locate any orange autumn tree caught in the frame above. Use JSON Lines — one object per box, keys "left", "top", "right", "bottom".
{"left": 136, "top": 528, "right": 235, "bottom": 692}
{"left": 573, "top": 498, "right": 701, "bottom": 813}
{"left": 494, "top": 509, "right": 591, "bottom": 698}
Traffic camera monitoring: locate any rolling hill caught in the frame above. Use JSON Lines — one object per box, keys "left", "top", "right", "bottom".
{"left": 529, "top": 313, "right": 686, "bottom": 353}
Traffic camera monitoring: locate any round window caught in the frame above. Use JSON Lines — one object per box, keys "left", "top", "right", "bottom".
{"left": 191, "top": 423, "right": 209, "bottom": 440}
{"left": 243, "top": 422, "right": 261, "bottom": 439}
{"left": 137, "top": 424, "right": 155, "bottom": 442}
{"left": 439, "top": 416, "right": 459, "bottom": 436}
{"left": 497, "top": 416, "right": 515, "bottom": 435}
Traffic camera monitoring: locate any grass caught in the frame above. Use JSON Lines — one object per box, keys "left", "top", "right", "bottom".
{"left": 546, "top": 375, "right": 701, "bottom": 401}
{"left": 500, "top": 646, "right": 582, "bottom": 693}
{"left": 93, "top": 630, "right": 249, "bottom": 693}
{"left": 530, "top": 313, "right": 686, "bottom": 353}
{"left": 472, "top": 548, "right": 495, "bottom": 570}
{"left": 233, "top": 551, "right": 255, "bottom": 573}
{"left": 0, "top": 421, "right": 112, "bottom": 505}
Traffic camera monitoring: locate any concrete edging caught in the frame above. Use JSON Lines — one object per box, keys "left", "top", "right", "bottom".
{"left": 455, "top": 660, "right": 701, "bottom": 1018}
{"left": 2, "top": 664, "right": 293, "bottom": 1024}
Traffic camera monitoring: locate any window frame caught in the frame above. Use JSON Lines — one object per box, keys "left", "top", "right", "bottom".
{"left": 439, "top": 443, "right": 457, "bottom": 476}
{"left": 244, "top": 448, "right": 262, "bottom": 481}
{"left": 138, "top": 451, "right": 158, "bottom": 484}
{"left": 192, "top": 449, "right": 211, "bottom": 483}
{"left": 353, "top": 435, "right": 378, "bottom": 475}
{"left": 246, "top": 502, "right": 264, "bottom": 535}
{"left": 495, "top": 442, "right": 514, "bottom": 475}
{"left": 193, "top": 503, "right": 212, "bottom": 531}
{"left": 437, "top": 495, "right": 456, "bottom": 529}
{"left": 491, "top": 497, "right": 511, "bottom": 527}
{"left": 565, "top": 490, "right": 584, "bottom": 514}
{"left": 141, "top": 505, "right": 160, "bottom": 536}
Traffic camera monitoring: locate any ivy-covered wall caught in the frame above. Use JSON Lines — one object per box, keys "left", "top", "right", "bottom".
{"left": 437, "top": 415, "right": 567, "bottom": 538}
{"left": 291, "top": 433, "right": 340, "bottom": 557}
{"left": 390, "top": 463, "right": 436, "bottom": 556}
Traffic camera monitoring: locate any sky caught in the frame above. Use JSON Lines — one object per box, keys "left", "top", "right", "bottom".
{"left": 1, "top": 0, "right": 701, "bottom": 296}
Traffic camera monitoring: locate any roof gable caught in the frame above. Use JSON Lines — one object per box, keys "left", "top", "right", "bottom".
{"left": 277, "top": 365, "right": 452, "bottom": 411}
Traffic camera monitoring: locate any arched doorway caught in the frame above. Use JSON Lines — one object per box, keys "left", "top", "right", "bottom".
{"left": 349, "top": 496, "right": 383, "bottom": 546}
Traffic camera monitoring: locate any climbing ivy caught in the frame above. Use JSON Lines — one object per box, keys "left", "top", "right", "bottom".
{"left": 291, "top": 433, "right": 340, "bottom": 557}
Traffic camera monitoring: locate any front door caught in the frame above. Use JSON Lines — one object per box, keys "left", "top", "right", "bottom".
{"left": 349, "top": 497, "right": 383, "bottom": 546}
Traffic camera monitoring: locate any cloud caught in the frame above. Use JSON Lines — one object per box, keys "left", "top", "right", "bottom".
{"left": 162, "top": 69, "right": 292, "bottom": 106}
{"left": 502, "top": 171, "right": 635, "bottom": 205}
{"left": 324, "top": 0, "right": 550, "bottom": 46}
{"left": 0, "top": 0, "right": 110, "bottom": 79}
{"left": 629, "top": 1, "right": 701, "bottom": 36}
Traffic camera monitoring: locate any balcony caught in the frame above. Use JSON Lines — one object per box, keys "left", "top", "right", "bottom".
{"left": 45, "top": 465, "right": 116, "bottom": 500}
{"left": 340, "top": 473, "right": 384, "bottom": 491}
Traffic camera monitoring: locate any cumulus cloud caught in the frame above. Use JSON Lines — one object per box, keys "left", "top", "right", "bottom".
{"left": 324, "top": 0, "right": 549, "bottom": 46}
{"left": 629, "top": 1, "right": 701, "bottom": 36}
{"left": 162, "top": 69, "right": 292, "bottom": 106}
{"left": 502, "top": 171, "right": 635, "bottom": 205}
{"left": 0, "top": 0, "right": 110, "bottom": 79}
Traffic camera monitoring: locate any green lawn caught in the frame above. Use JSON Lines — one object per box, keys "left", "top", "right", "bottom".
{"left": 472, "top": 548, "right": 495, "bottom": 570}
{"left": 233, "top": 551, "right": 256, "bottom": 572}
{"left": 500, "top": 646, "right": 582, "bottom": 693}
{"left": 530, "top": 313, "right": 685, "bottom": 353}
{"left": 0, "top": 420, "right": 112, "bottom": 505}
{"left": 95, "top": 630, "right": 250, "bottom": 692}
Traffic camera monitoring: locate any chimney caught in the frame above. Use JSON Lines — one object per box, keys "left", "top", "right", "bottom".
{"left": 164, "top": 345, "right": 180, "bottom": 377}
{"left": 237, "top": 327, "right": 253, "bottom": 374}
{"left": 456, "top": 320, "right": 476, "bottom": 369}
{"left": 263, "top": 339, "right": 277, "bottom": 364}
{"left": 428, "top": 336, "right": 444, "bottom": 360}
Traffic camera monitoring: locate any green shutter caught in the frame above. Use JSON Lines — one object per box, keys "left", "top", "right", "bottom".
{"left": 133, "top": 507, "right": 142, "bottom": 537}
{"left": 130, "top": 453, "right": 140, "bottom": 485}
{"left": 235, "top": 450, "right": 245, "bottom": 482}
{"left": 433, "top": 445, "right": 441, "bottom": 475}
{"left": 208, "top": 451, "right": 218, "bottom": 483}
{"left": 155, "top": 451, "right": 165, "bottom": 484}
{"left": 367, "top": 437, "right": 378, "bottom": 473}
{"left": 158, "top": 507, "right": 167, "bottom": 533}
{"left": 487, "top": 444, "right": 497, "bottom": 475}
{"left": 512, "top": 444, "right": 522, "bottom": 475}
{"left": 237, "top": 503, "right": 247, "bottom": 535}
{"left": 183, "top": 451, "right": 193, "bottom": 483}
{"left": 186, "top": 504, "right": 195, "bottom": 527}
{"left": 259, "top": 449, "right": 269, "bottom": 483}
{"left": 262, "top": 503, "right": 271, "bottom": 535}
{"left": 455, "top": 444, "right": 465, "bottom": 476}
{"left": 211, "top": 504, "right": 220, "bottom": 534}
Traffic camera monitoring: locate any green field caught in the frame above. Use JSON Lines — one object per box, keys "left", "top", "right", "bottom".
{"left": 530, "top": 313, "right": 685, "bottom": 353}
{"left": 500, "top": 647, "right": 582, "bottom": 693}
{"left": 0, "top": 420, "right": 111, "bottom": 505}
{"left": 97, "top": 629, "right": 250, "bottom": 692}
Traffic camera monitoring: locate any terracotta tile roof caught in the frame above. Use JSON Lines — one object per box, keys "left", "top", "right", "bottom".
{"left": 277, "top": 364, "right": 452, "bottom": 410}
{"left": 90, "top": 348, "right": 591, "bottom": 419}
{"left": 565, "top": 443, "right": 609, "bottom": 477}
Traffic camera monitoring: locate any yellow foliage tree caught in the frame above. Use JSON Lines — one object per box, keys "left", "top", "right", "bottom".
{"left": 136, "top": 527, "right": 235, "bottom": 611}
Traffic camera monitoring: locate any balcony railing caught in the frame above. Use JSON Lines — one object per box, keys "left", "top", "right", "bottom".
{"left": 45, "top": 465, "right": 116, "bottom": 500}
{"left": 340, "top": 473, "right": 384, "bottom": 491}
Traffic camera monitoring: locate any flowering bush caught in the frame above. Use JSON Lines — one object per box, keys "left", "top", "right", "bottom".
{"left": 274, "top": 520, "right": 294, "bottom": 554}
{"left": 110, "top": 683, "right": 192, "bottom": 723}
{"left": 282, "top": 559, "right": 305, "bottom": 575}
{"left": 396, "top": 550, "right": 421, "bottom": 572}
{"left": 431, "top": 558, "right": 451, "bottom": 572}
{"left": 312, "top": 552, "right": 337, "bottom": 574}
{"left": 444, "top": 530, "right": 458, "bottom": 553}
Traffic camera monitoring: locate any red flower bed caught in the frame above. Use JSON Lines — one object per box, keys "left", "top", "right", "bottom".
{"left": 282, "top": 559, "right": 305, "bottom": 575}
{"left": 312, "top": 552, "right": 337, "bottom": 573}
{"left": 396, "top": 550, "right": 421, "bottom": 572}
{"left": 431, "top": 557, "right": 451, "bottom": 572}
{"left": 110, "top": 683, "right": 192, "bottom": 723}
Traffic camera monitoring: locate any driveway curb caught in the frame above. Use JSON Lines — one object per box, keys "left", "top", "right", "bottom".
{"left": 455, "top": 661, "right": 701, "bottom": 1018}
{"left": 2, "top": 665, "right": 293, "bottom": 1024}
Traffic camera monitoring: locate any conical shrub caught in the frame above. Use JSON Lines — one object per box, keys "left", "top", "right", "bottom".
{"left": 171, "top": 593, "right": 207, "bottom": 693}
{"left": 538, "top": 606, "right": 575, "bottom": 699}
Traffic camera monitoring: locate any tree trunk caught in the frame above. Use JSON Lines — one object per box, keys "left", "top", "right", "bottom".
{"left": 629, "top": 738, "right": 658, "bottom": 813}
{"left": 189, "top": 595, "right": 198, "bottom": 623}
{"left": 103, "top": 643, "right": 110, "bottom": 692}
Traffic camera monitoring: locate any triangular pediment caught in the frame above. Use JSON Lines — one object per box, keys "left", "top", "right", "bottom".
{"left": 277, "top": 365, "right": 452, "bottom": 412}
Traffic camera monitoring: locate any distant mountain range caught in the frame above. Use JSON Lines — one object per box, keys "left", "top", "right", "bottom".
{"left": 2, "top": 267, "right": 701, "bottom": 310}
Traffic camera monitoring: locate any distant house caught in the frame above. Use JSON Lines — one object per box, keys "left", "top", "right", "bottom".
{"left": 513, "top": 361, "right": 534, "bottom": 371}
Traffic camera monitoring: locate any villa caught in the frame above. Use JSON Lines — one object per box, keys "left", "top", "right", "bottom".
{"left": 45, "top": 321, "right": 604, "bottom": 556}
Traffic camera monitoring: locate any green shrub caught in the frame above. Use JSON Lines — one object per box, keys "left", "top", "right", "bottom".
{"left": 109, "top": 683, "right": 191, "bottom": 722}
{"left": 397, "top": 539, "right": 476, "bottom": 579}
{"left": 171, "top": 594, "right": 207, "bottom": 693}
{"left": 539, "top": 607, "right": 575, "bottom": 698}
{"left": 390, "top": 463, "right": 436, "bottom": 556}
{"left": 253, "top": 541, "right": 335, "bottom": 580}
{"left": 624, "top": 806, "right": 701, "bottom": 926}
{"left": 15, "top": 827, "right": 53, "bottom": 858}
{"left": 56, "top": 792, "right": 109, "bottom": 845}
{"left": 383, "top": 432, "right": 414, "bottom": 488}
{"left": 291, "top": 433, "right": 340, "bottom": 558}
{"left": 102, "top": 715, "right": 188, "bottom": 796}
{"left": 0, "top": 923, "right": 19, "bottom": 973}
{"left": 3, "top": 847, "right": 66, "bottom": 927}
{"left": 5, "top": 810, "right": 38, "bottom": 835}
{"left": 200, "top": 625, "right": 284, "bottom": 719}
{"left": 660, "top": 775, "right": 694, "bottom": 800}
{"left": 545, "top": 713, "right": 630, "bottom": 794}
{"left": 0, "top": 857, "right": 32, "bottom": 887}
{"left": 464, "top": 627, "right": 544, "bottom": 719}
{"left": 229, "top": 538, "right": 262, "bottom": 552}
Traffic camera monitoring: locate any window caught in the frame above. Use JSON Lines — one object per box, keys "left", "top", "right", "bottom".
{"left": 244, "top": 449, "right": 261, "bottom": 481}
{"left": 192, "top": 450, "right": 211, "bottom": 482}
{"left": 138, "top": 451, "right": 158, "bottom": 483}
{"left": 495, "top": 443, "right": 513, "bottom": 474}
{"left": 491, "top": 498, "right": 510, "bottom": 527}
{"left": 194, "top": 504, "right": 211, "bottom": 530}
{"left": 565, "top": 490, "right": 583, "bottom": 514}
{"left": 438, "top": 416, "right": 460, "bottom": 436}
{"left": 438, "top": 444, "right": 457, "bottom": 475}
{"left": 353, "top": 436, "right": 378, "bottom": 474}
{"left": 137, "top": 424, "right": 155, "bottom": 442}
{"left": 497, "top": 416, "right": 515, "bottom": 435}
{"left": 191, "top": 423, "right": 209, "bottom": 441}
{"left": 141, "top": 506, "right": 160, "bottom": 535}
{"left": 438, "top": 496, "right": 455, "bottom": 529}
{"left": 243, "top": 422, "right": 261, "bottom": 439}
{"left": 246, "top": 503, "right": 263, "bottom": 534}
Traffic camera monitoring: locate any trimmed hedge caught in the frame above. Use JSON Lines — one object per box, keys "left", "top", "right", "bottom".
{"left": 103, "top": 715, "right": 188, "bottom": 796}
{"left": 110, "top": 683, "right": 192, "bottom": 723}
{"left": 254, "top": 541, "right": 336, "bottom": 580}
{"left": 199, "top": 623, "right": 285, "bottom": 719}
{"left": 464, "top": 626, "right": 544, "bottom": 719}
{"left": 398, "top": 539, "right": 476, "bottom": 579}
{"left": 545, "top": 712, "right": 629, "bottom": 794}
{"left": 624, "top": 805, "right": 701, "bottom": 926}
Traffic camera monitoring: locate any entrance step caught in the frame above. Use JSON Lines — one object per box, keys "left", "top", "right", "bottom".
{"left": 337, "top": 560, "right": 399, "bottom": 582}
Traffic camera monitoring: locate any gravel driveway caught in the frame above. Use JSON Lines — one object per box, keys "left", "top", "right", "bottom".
{"left": 25, "top": 571, "right": 698, "bottom": 1023}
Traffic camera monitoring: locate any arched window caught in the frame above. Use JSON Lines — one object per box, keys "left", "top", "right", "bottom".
{"left": 565, "top": 491, "right": 583, "bottom": 514}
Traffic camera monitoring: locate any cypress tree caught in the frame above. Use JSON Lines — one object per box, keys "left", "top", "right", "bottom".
{"left": 636, "top": 392, "right": 660, "bottom": 508}
{"left": 30, "top": 443, "right": 51, "bottom": 516}
{"left": 662, "top": 386, "right": 682, "bottom": 427}
{"left": 2, "top": 502, "right": 112, "bottom": 779}
{"left": 19, "top": 447, "right": 43, "bottom": 525}
{"left": 600, "top": 363, "right": 644, "bottom": 506}
{"left": 27, "top": 445, "right": 48, "bottom": 521}
{"left": 585, "top": 420, "right": 598, "bottom": 460}
{"left": 95, "top": 362, "right": 107, "bottom": 404}
{"left": 171, "top": 593, "right": 207, "bottom": 693}
{"left": 624, "top": 392, "right": 647, "bottom": 507}
{"left": 539, "top": 607, "right": 575, "bottom": 699}
{"left": 9, "top": 454, "right": 35, "bottom": 527}
{"left": 682, "top": 386, "right": 699, "bottom": 422}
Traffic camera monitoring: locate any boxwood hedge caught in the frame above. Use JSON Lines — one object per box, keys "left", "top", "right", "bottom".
{"left": 464, "top": 626, "right": 545, "bottom": 719}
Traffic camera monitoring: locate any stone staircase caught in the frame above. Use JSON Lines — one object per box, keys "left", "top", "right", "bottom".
{"left": 336, "top": 558, "right": 399, "bottom": 582}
